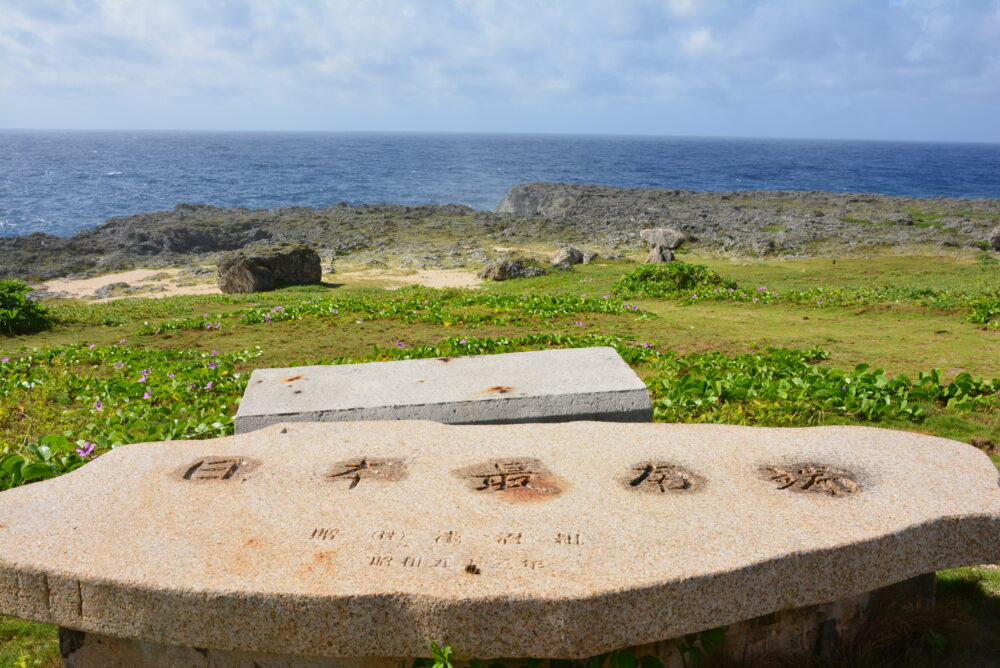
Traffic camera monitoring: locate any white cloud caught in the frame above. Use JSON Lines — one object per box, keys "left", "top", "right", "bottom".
{"left": 0, "top": 0, "right": 998, "bottom": 139}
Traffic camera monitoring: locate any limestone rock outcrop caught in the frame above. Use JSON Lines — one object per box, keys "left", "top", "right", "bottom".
{"left": 478, "top": 258, "right": 546, "bottom": 281}
{"left": 217, "top": 243, "right": 322, "bottom": 294}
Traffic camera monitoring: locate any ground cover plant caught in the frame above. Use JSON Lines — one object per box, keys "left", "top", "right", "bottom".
{"left": 0, "top": 280, "right": 54, "bottom": 336}
{"left": 0, "top": 252, "right": 997, "bottom": 665}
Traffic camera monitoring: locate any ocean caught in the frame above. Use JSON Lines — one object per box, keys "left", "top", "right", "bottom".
{"left": 2, "top": 130, "right": 999, "bottom": 239}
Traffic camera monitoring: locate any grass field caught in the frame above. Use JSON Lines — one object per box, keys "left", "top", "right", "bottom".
{"left": 0, "top": 251, "right": 997, "bottom": 666}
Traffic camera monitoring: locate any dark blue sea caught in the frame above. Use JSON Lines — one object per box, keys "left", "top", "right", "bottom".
{"left": 2, "top": 130, "right": 999, "bottom": 238}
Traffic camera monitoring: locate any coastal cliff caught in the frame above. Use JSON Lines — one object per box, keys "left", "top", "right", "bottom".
{"left": 3, "top": 184, "right": 998, "bottom": 281}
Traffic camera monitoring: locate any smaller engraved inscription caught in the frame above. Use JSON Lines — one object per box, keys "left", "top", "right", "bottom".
{"left": 435, "top": 530, "right": 461, "bottom": 544}
{"left": 495, "top": 531, "right": 523, "bottom": 545}
{"left": 761, "top": 463, "right": 861, "bottom": 497}
{"left": 327, "top": 458, "right": 406, "bottom": 489}
{"left": 183, "top": 457, "right": 250, "bottom": 481}
{"left": 456, "top": 458, "right": 562, "bottom": 500}
{"left": 371, "top": 529, "right": 405, "bottom": 541}
{"left": 310, "top": 528, "right": 340, "bottom": 540}
{"left": 624, "top": 462, "right": 703, "bottom": 493}
{"left": 556, "top": 532, "right": 582, "bottom": 545}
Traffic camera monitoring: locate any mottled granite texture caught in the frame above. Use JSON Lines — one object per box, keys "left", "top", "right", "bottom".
{"left": 0, "top": 421, "right": 997, "bottom": 660}
{"left": 234, "top": 347, "right": 652, "bottom": 433}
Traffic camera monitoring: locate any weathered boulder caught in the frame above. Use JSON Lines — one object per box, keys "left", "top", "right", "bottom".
{"left": 550, "top": 247, "right": 584, "bottom": 266}
{"left": 217, "top": 244, "right": 322, "bottom": 294}
{"left": 478, "top": 258, "right": 547, "bottom": 281}
{"left": 92, "top": 282, "right": 131, "bottom": 299}
{"left": 989, "top": 226, "right": 1000, "bottom": 251}
{"left": 646, "top": 246, "right": 675, "bottom": 263}
{"left": 582, "top": 251, "right": 599, "bottom": 264}
{"left": 640, "top": 228, "right": 688, "bottom": 250}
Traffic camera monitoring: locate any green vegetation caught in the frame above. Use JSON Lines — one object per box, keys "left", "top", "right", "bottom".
{"left": 839, "top": 215, "right": 875, "bottom": 226}
{"left": 0, "top": 281, "right": 54, "bottom": 336}
{"left": 612, "top": 263, "right": 736, "bottom": 298}
{"left": 0, "top": 251, "right": 998, "bottom": 664}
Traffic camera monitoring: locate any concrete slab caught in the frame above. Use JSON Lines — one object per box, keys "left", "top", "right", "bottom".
{"left": 234, "top": 347, "right": 652, "bottom": 433}
{"left": 0, "top": 421, "right": 997, "bottom": 661}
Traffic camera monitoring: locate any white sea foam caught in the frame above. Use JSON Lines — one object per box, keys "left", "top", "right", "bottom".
{"left": 105, "top": 171, "right": 123, "bottom": 176}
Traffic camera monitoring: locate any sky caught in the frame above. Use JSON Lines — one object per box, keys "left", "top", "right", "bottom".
{"left": 1, "top": 0, "right": 999, "bottom": 142}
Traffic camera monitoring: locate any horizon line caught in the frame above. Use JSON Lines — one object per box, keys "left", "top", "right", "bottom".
{"left": 2, "top": 127, "right": 998, "bottom": 147}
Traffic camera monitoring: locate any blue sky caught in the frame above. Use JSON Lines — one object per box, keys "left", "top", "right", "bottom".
{"left": 1, "top": 0, "right": 998, "bottom": 141}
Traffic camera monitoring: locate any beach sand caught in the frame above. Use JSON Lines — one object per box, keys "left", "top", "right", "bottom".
{"left": 40, "top": 267, "right": 481, "bottom": 300}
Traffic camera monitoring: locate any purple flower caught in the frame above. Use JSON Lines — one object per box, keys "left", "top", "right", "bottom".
{"left": 208, "top": 361, "right": 218, "bottom": 370}
{"left": 119, "top": 338, "right": 126, "bottom": 344}
{"left": 114, "top": 362, "right": 124, "bottom": 370}
{"left": 758, "top": 287, "right": 767, "bottom": 291}
{"left": 155, "top": 328, "right": 161, "bottom": 334}
{"left": 263, "top": 315, "right": 271, "bottom": 322}
{"left": 728, "top": 288, "right": 735, "bottom": 293}
{"left": 204, "top": 322, "right": 212, "bottom": 329}
{"left": 396, "top": 342, "right": 405, "bottom": 348}
{"left": 143, "top": 391, "right": 151, "bottom": 399}
{"left": 459, "top": 338, "right": 467, "bottom": 344}
{"left": 167, "top": 373, "right": 175, "bottom": 379}
{"left": 202, "top": 313, "right": 209, "bottom": 318}
{"left": 188, "top": 382, "right": 197, "bottom": 388}
{"left": 602, "top": 295, "right": 610, "bottom": 299}
{"left": 332, "top": 309, "right": 340, "bottom": 315}
{"left": 271, "top": 306, "right": 285, "bottom": 313}
{"left": 211, "top": 350, "right": 218, "bottom": 356}
{"left": 138, "top": 375, "right": 148, "bottom": 383}
{"left": 94, "top": 399, "right": 104, "bottom": 410}
{"left": 76, "top": 442, "right": 96, "bottom": 458}
{"left": 752, "top": 297, "right": 758, "bottom": 303}
{"left": 575, "top": 321, "right": 583, "bottom": 326}
{"left": 204, "top": 381, "right": 214, "bottom": 390}
{"left": 1, "top": 357, "right": 7, "bottom": 363}
{"left": 88, "top": 344, "right": 96, "bottom": 350}
{"left": 817, "top": 300, "right": 824, "bottom": 305}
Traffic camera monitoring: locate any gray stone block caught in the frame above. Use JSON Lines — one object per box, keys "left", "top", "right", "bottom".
{"left": 234, "top": 347, "right": 652, "bottom": 433}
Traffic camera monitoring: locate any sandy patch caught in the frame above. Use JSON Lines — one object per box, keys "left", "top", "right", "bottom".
{"left": 38, "top": 267, "right": 481, "bottom": 300}
{"left": 42, "top": 269, "right": 220, "bottom": 301}
{"left": 333, "top": 269, "right": 482, "bottom": 289}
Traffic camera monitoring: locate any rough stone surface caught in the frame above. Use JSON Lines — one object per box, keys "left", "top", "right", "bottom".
{"left": 5, "top": 187, "right": 1000, "bottom": 281}
{"left": 645, "top": 246, "right": 674, "bottom": 263}
{"left": 56, "top": 574, "right": 938, "bottom": 667}
{"left": 549, "top": 247, "right": 584, "bottom": 266}
{"left": 989, "top": 225, "right": 1000, "bottom": 251}
{"left": 92, "top": 282, "right": 131, "bottom": 299}
{"left": 478, "top": 258, "right": 546, "bottom": 281}
{"left": 234, "top": 347, "right": 652, "bottom": 433}
{"left": 1, "top": 421, "right": 997, "bottom": 660}
{"left": 217, "top": 243, "right": 322, "bottom": 294}
{"left": 640, "top": 228, "right": 687, "bottom": 250}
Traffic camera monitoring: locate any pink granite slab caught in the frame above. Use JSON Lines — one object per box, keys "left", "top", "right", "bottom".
{"left": 0, "top": 421, "right": 997, "bottom": 659}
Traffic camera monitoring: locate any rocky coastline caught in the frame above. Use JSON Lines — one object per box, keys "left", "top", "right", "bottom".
{"left": 2, "top": 183, "right": 999, "bottom": 282}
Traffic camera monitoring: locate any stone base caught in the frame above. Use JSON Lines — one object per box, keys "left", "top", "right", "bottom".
{"left": 61, "top": 574, "right": 936, "bottom": 668}
{"left": 234, "top": 347, "right": 652, "bottom": 433}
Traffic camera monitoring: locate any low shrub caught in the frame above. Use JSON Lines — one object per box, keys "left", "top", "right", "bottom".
{"left": 0, "top": 280, "right": 54, "bottom": 335}
{"left": 612, "top": 263, "right": 737, "bottom": 298}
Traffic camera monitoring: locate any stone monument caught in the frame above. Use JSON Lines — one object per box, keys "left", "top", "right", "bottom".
{"left": 0, "top": 421, "right": 996, "bottom": 667}
{"left": 234, "top": 347, "right": 652, "bottom": 433}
